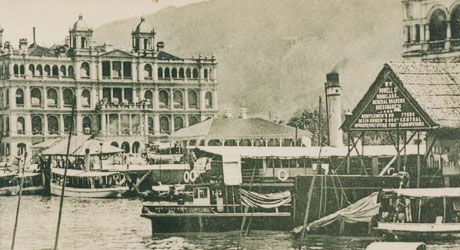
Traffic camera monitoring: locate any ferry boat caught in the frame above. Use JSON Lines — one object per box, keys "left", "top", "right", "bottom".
{"left": 375, "top": 188, "right": 460, "bottom": 239}
{"left": 141, "top": 183, "right": 293, "bottom": 233}
{"left": 0, "top": 171, "right": 44, "bottom": 196}
{"left": 50, "top": 168, "right": 129, "bottom": 198}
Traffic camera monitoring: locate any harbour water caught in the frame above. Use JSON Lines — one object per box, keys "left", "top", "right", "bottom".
{"left": 1, "top": 196, "right": 460, "bottom": 250}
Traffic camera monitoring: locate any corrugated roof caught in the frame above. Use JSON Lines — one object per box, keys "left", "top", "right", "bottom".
{"left": 172, "top": 117, "right": 311, "bottom": 140}
{"left": 389, "top": 62, "right": 460, "bottom": 128}
{"left": 28, "top": 44, "right": 55, "bottom": 57}
{"left": 157, "top": 51, "right": 181, "bottom": 61}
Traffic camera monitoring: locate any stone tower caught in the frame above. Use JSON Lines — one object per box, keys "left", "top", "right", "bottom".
{"left": 132, "top": 17, "right": 156, "bottom": 53}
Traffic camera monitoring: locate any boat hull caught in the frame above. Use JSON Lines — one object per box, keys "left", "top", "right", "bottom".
{"left": 141, "top": 212, "right": 292, "bottom": 234}
{"left": 376, "top": 222, "right": 460, "bottom": 239}
{"left": 50, "top": 183, "right": 128, "bottom": 198}
{"left": 0, "top": 186, "right": 45, "bottom": 196}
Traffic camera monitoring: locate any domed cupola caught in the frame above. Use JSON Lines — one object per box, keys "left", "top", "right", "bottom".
{"left": 132, "top": 17, "right": 155, "bottom": 52}
{"left": 69, "top": 15, "right": 93, "bottom": 50}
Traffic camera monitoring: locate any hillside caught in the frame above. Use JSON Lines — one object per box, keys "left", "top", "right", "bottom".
{"left": 93, "top": 0, "right": 402, "bottom": 119}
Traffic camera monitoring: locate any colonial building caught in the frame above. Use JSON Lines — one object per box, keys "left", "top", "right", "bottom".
{"left": 0, "top": 16, "right": 218, "bottom": 162}
{"left": 402, "top": 0, "right": 460, "bottom": 61}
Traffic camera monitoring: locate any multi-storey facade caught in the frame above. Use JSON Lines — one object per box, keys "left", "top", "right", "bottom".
{"left": 402, "top": 0, "right": 460, "bottom": 61}
{"left": 0, "top": 16, "right": 218, "bottom": 162}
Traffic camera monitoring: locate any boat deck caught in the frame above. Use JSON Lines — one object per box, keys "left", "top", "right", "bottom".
{"left": 141, "top": 212, "right": 290, "bottom": 218}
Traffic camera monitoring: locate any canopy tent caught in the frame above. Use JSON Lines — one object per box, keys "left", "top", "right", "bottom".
{"left": 31, "top": 138, "right": 61, "bottom": 149}
{"left": 239, "top": 189, "right": 291, "bottom": 209}
{"left": 292, "top": 192, "right": 379, "bottom": 234}
{"left": 382, "top": 188, "right": 460, "bottom": 198}
{"left": 71, "top": 140, "right": 124, "bottom": 156}
{"left": 41, "top": 136, "right": 122, "bottom": 156}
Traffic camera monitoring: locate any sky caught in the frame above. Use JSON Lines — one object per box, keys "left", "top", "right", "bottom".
{"left": 0, "top": 0, "right": 206, "bottom": 46}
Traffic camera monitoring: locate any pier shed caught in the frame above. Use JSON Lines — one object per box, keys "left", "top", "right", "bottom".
{"left": 342, "top": 62, "right": 460, "bottom": 187}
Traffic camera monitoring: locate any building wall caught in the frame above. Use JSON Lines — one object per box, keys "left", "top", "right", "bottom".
{"left": 0, "top": 40, "right": 218, "bottom": 163}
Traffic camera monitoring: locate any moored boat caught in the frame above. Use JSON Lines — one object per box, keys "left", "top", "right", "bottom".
{"left": 0, "top": 172, "right": 44, "bottom": 196}
{"left": 375, "top": 188, "right": 460, "bottom": 239}
{"left": 50, "top": 168, "right": 128, "bottom": 198}
{"left": 141, "top": 183, "right": 293, "bottom": 233}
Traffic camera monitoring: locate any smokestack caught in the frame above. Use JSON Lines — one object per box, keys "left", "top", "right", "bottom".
{"left": 19, "top": 38, "right": 28, "bottom": 53}
{"left": 325, "top": 72, "right": 343, "bottom": 147}
{"left": 33, "top": 27, "right": 36, "bottom": 44}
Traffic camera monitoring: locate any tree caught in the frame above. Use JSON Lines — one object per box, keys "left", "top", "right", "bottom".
{"left": 287, "top": 109, "right": 328, "bottom": 146}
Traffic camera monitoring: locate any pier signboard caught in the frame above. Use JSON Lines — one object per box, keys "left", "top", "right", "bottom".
{"left": 349, "top": 78, "right": 430, "bottom": 131}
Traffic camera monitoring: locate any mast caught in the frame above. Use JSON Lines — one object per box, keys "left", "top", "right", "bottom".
{"left": 10, "top": 152, "right": 27, "bottom": 250}
{"left": 54, "top": 96, "right": 76, "bottom": 250}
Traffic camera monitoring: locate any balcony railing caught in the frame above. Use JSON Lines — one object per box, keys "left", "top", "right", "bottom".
{"left": 428, "top": 40, "right": 445, "bottom": 51}
{"left": 96, "top": 100, "right": 153, "bottom": 110}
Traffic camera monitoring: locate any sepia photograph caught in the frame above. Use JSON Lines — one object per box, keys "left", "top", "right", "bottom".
{"left": 0, "top": 0, "right": 459, "bottom": 249}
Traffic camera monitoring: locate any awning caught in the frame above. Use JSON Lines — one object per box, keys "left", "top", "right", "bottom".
{"left": 71, "top": 140, "right": 124, "bottom": 156}
{"left": 52, "top": 168, "right": 119, "bottom": 177}
{"left": 31, "top": 138, "right": 61, "bottom": 149}
{"left": 383, "top": 188, "right": 460, "bottom": 198}
{"left": 41, "top": 135, "right": 92, "bottom": 156}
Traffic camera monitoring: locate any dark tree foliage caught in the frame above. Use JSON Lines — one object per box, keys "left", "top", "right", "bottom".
{"left": 287, "top": 109, "right": 328, "bottom": 146}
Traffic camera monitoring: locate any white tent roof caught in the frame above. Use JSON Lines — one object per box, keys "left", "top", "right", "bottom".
{"left": 383, "top": 188, "right": 460, "bottom": 198}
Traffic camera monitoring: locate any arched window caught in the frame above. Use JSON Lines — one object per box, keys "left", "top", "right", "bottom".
{"left": 17, "top": 117, "right": 25, "bottom": 134}
{"left": 31, "top": 115, "right": 42, "bottom": 135}
{"left": 239, "top": 139, "right": 252, "bottom": 146}
{"left": 224, "top": 140, "right": 237, "bottom": 146}
{"left": 13, "top": 65, "right": 19, "bottom": 75}
{"left": 159, "top": 90, "right": 169, "bottom": 109}
{"left": 44, "top": 65, "right": 51, "bottom": 76}
{"left": 144, "top": 90, "right": 153, "bottom": 105}
{"left": 254, "top": 139, "right": 266, "bottom": 147}
{"left": 80, "top": 62, "right": 90, "bottom": 78}
{"left": 179, "top": 68, "right": 185, "bottom": 78}
{"left": 64, "top": 116, "right": 74, "bottom": 132}
{"left": 171, "top": 68, "right": 178, "bottom": 78}
{"left": 429, "top": 9, "right": 448, "bottom": 42}
{"left": 111, "top": 142, "right": 119, "bottom": 148}
{"left": 174, "top": 116, "right": 184, "bottom": 131}
{"left": 60, "top": 65, "right": 67, "bottom": 76}
{"left": 204, "top": 69, "right": 208, "bottom": 79}
{"left": 209, "top": 68, "right": 213, "bottom": 79}
{"left": 164, "top": 68, "right": 170, "bottom": 78}
{"left": 68, "top": 66, "right": 74, "bottom": 77}
{"left": 63, "top": 89, "right": 74, "bottom": 106}
{"left": 29, "top": 64, "right": 35, "bottom": 76}
{"left": 17, "top": 143, "right": 26, "bottom": 156}
{"left": 47, "top": 116, "right": 59, "bottom": 135}
{"left": 132, "top": 142, "right": 140, "bottom": 154}
{"left": 36, "top": 65, "right": 43, "bottom": 76}
{"left": 451, "top": 6, "right": 460, "bottom": 39}
{"left": 186, "top": 68, "right": 191, "bottom": 78}
{"left": 16, "top": 89, "right": 24, "bottom": 106}
{"left": 188, "top": 90, "right": 198, "bottom": 109}
{"left": 268, "top": 139, "right": 280, "bottom": 147}
{"left": 52, "top": 65, "right": 59, "bottom": 76}
{"left": 148, "top": 117, "right": 154, "bottom": 134}
{"left": 193, "top": 68, "right": 199, "bottom": 79}
{"left": 47, "top": 88, "right": 58, "bottom": 107}
{"left": 31, "top": 88, "right": 42, "bottom": 107}
{"left": 205, "top": 92, "right": 213, "bottom": 109}
{"left": 188, "top": 116, "right": 199, "bottom": 126}
{"left": 144, "top": 64, "right": 152, "bottom": 79}
{"left": 158, "top": 67, "right": 163, "bottom": 79}
{"left": 282, "top": 139, "right": 295, "bottom": 147}
{"left": 81, "top": 89, "right": 91, "bottom": 107}
{"left": 121, "top": 142, "right": 130, "bottom": 153}
{"left": 173, "top": 90, "right": 183, "bottom": 109}
{"left": 19, "top": 65, "right": 25, "bottom": 75}
{"left": 160, "top": 116, "right": 170, "bottom": 134}
{"left": 83, "top": 116, "right": 91, "bottom": 134}
{"left": 5, "top": 143, "right": 10, "bottom": 156}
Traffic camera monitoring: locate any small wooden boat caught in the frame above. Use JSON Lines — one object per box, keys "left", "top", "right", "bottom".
{"left": 50, "top": 168, "right": 128, "bottom": 198}
{"left": 0, "top": 172, "right": 44, "bottom": 196}
{"left": 375, "top": 188, "right": 460, "bottom": 239}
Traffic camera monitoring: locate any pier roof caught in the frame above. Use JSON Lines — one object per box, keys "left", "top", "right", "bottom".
{"left": 195, "top": 144, "right": 425, "bottom": 159}
{"left": 172, "top": 117, "right": 311, "bottom": 140}
{"left": 342, "top": 62, "right": 460, "bottom": 131}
